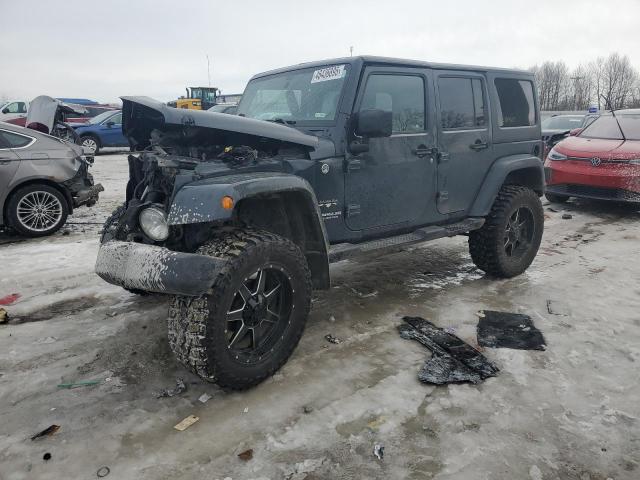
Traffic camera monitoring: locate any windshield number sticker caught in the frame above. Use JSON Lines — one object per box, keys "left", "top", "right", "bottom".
{"left": 311, "top": 65, "right": 346, "bottom": 83}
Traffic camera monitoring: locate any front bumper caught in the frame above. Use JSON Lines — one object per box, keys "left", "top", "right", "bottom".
{"left": 95, "top": 241, "right": 225, "bottom": 295}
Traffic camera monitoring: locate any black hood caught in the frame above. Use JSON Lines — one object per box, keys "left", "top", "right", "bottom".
{"left": 121, "top": 96, "right": 320, "bottom": 150}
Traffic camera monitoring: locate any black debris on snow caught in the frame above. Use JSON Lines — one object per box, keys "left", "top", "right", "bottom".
{"left": 398, "top": 316, "right": 499, "bottom": 385}
{"left": 477, "top": 310, "right": 546, "bottom": 350}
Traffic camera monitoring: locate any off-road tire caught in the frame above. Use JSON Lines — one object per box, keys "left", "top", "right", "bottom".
{"left": 100, "top": 203, "right": 126, "bottom": 244}
{"left": 168, "top": 229, "right": 312, "bottom": 390}
{"left": 469, "top": 185, "right": 544, "bottom": 278}
{"left": 7, "top": 184, "right": 69, "bottom": 237}
{"left": 545, "top": 192, "right": 569, "bottom": 203}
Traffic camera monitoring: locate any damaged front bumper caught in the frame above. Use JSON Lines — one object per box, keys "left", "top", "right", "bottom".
{"left": 95, "top": 241, "right": 225, "bottom": 296}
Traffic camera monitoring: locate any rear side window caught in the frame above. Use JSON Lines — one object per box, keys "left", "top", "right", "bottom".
{"left": 360, "top": 74, "right": 425, "bottom": 133}
{"left": 494, "top": 79, "right": 536, "bottom": 127}
{"left": 438, "top": 77, "right": 486, "bottom": 129}
{"left": 0, "top": 130, "right": 33, "bottom": 148}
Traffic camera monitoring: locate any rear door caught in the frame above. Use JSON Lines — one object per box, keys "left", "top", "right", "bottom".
{"left": 345, "top": 66, "right": 437, "bottom": 231}
{"left": 0, "top": 129, "right": 29, "bottom": 201}
{"left": 435, "top": 72, "right": 493, "bottom": 215}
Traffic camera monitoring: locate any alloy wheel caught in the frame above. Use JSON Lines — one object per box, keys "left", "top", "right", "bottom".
{"left": 225, "top": 267, "right": 293, "bottom": 359}
{"left": 503, "top": 206, "right": 535, "bottom": 257}
{"left": 16, "top": 191, "right": 63, "bottom": 233}
{"left": 82, "top": 137, "right": 98, "bottom": 153}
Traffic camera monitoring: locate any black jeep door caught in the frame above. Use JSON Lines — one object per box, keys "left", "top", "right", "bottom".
{"left": 434, "top": 72, "right": 493, "bottom": 215}
{"left": 345, "top": 67, "right": 437, "bottom": 232}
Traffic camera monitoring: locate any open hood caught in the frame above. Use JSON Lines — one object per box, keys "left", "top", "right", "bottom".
{"left": 121, "top": 96, "right": 320, "bottom": 150}
{"left": 26, "top": 96, "right": 88, "bottom": 134}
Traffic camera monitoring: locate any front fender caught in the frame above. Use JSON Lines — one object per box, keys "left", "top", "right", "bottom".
{"left": 469, "top": 155, "right": 544, "bottom": 217}
{"left": 168, "top": 172, "right": 317, "bottom": 225}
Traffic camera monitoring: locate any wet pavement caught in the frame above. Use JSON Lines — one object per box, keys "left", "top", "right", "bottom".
{"left": 1, "top": 153, "right": 639, "bottom": 479}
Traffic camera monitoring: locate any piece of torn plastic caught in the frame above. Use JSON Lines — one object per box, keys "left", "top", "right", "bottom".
{"left": 57, "top": 380, "right": 101, "bottom": 389}
{"left": 198, "top": 393, "right": 212, "bottom": 404}
{"left": 174, "top": 415, "right": 199, "bottom": 431}
{"left": 31, "top": 425, "right": 60, "bottom": 441}
{"left": 477, "top": 310, "right": 546, "bottom": 350}
{"left": 156, "top": 378, "right": 187, "bottom": 398}
{"left": 546, "top": 300, "right": 569, "bottom": 316}
{"left": 238, "top": 448, "right": 254, "bottom": 461}
{"left": 0, "top": 293, "right": 20, "bottom": 306}
{"left": 399, "top": 316, "right": 499, "bottom": 385}
{"left": 373, "top": 444, "right": 384, "bottom": 460}
{"left": 324, "top": 334, "right": 341, "bottom": 344}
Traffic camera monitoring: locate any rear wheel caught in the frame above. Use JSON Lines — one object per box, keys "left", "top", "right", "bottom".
{"left": 7, "top": 184, "right": 68, "bottom": 237}
{"left": 168, "top": 229, "right": 312, "bottom": 390}
{"left": 545, "top": 192, "right": 569, "bottom": 203}
{"left": 469, "top": 185, "right": 544, "bottom": 278}
{"left": 80, "top": 135, "right": 100, "bottom": 155}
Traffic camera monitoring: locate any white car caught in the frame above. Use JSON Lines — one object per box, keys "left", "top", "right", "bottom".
{"left": 0, "top": 100, "right": 29, "bottom": 121}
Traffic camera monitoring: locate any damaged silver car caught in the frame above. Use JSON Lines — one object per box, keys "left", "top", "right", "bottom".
{"left": 0, "top": 121, "right": 103, "bottom": 237}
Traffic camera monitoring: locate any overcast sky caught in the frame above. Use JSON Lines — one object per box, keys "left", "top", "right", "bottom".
{"left": 1, "top": 0, "right": 639, "bottom": 104}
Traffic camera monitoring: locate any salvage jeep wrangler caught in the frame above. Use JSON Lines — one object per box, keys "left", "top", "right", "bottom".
{"left": 96, "top": 56, "right": 545, "bottom": 390}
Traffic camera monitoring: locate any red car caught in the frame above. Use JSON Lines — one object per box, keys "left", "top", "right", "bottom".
{"left": 544, "top": 109, "right": 640, "bottom": 204}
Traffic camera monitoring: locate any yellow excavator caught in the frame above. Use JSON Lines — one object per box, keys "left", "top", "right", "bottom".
{"left": 175, "top": 87, "right": 218, "bottom": 110}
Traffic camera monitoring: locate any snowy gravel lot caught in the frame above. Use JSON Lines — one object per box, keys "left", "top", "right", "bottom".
{"left": 1, "top": 152, "right": 639, "bottom": 480}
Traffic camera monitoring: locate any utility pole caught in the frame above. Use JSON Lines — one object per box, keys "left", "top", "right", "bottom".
{"left": 206, "top": 54, "right": 211, "bottom": 88}
{"left": 350, "top": 46, "right": 353, "bottom": 57}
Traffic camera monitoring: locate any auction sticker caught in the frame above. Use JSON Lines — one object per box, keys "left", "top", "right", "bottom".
{"left": 311, "top": 65, "right": 346, "bottom": 83}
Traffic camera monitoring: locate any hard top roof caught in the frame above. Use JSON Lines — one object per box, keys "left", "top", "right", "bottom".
{"left": 250, "top": 55, "right": 532, "bottom": 80}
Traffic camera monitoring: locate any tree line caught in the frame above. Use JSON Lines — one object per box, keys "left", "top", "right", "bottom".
{"left": 530, "top": 53, "right": 640, "bottom": 111}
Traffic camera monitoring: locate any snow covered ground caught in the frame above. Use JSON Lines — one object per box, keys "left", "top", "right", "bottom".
{"left": 1, "top": 153, "right": 639, "bottom": 480}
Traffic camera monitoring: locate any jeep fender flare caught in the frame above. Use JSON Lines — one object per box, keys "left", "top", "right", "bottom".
{"left": 469, "top": 154, "right": 544, "bottom": 217}
{"left": 168, "top": 172, "right": 330, "bottom": 289}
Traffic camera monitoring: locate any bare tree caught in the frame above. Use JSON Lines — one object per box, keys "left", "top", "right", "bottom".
{"left": 569, "top": 65, "right": 593, "bottom": 110}
{"left": 599, "top": 53, "right": 637, "bottom": 109}
{"left": 531, "top": 61, "right": 571, "bottom": 110}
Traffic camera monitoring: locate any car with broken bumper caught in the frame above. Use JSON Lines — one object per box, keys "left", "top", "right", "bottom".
{"left": 95, "top": 56, "right": 546, "bottom": 390}
{"left": 0, "top": 122, "right": 103, "bottom": 236}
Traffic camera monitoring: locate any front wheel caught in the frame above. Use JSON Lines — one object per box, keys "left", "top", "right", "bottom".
{"left": 80, "top": 135, "right": 100, "bottom": 155}
{"left": 7, "top": 184, "right": 69, "bottom": 237}
{"left": 469, "top": 185, "right": 544, "bottom": 278}
{"left": 168, "top": 229, "right": 312, "bottom": 390}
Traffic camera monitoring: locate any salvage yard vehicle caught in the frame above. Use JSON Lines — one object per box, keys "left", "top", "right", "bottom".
{"left": 0, "top": 122, "right": 103, "bottom": 237}
{"left": 72, "top": 110, "right": 127, "bottom": 154}
{"left": 0, "top": 100, "right": 29, "bottom": 122}
{"left": 95, "top": 56, "right": 545, "bottom": 390}
{"left": 545, "top": 109, "right": 640, "bottom": 204}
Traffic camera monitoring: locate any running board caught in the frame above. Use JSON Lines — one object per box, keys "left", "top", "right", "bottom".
{"left": 328, "top": 218, "right": 484, "bottom": 263}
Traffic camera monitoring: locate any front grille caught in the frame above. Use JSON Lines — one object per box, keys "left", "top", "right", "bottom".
{"left": 549, "top": 184, "right": 640, "bottom": 202}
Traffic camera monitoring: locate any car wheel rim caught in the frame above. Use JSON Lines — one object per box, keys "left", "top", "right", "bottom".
{"left": 17, "top": 191, "right": 63, "bottom": 232}
{"left": 503, "top": 206, "right": 535, "bottom": 258}
{"left": 225, "top": 267, "right": 293, "bottom": 360}
{"left": 82, "top": 138, "right": 97, "bottom": 152}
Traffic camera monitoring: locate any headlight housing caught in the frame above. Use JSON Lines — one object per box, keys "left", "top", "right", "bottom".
{"left": 139, "top": 206, "right": 169, "bottom": 241}
{"left": 548, "top": 148, "right": 567, "bottom": 161}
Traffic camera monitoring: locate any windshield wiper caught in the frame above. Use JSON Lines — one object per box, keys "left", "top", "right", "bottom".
{"left": 610, "top": 109, "right": 626, "bottom": 141}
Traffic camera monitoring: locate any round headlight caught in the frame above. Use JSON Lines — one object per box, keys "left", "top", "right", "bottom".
{"left": 139, "top": 206, "right": 169, "bottom": 241}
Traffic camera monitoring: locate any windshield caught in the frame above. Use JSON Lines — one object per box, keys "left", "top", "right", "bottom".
{"left": 89, "top": 110, "right": 118, "bottom": 124}
{"left": 542, "top": 115, "right": 584, "bottom": 130}
{"left": 580, "top": 113, "right": 640, "bottom": 141}
{"left": 237, "top": 64, "right": 350, "bottom": 123}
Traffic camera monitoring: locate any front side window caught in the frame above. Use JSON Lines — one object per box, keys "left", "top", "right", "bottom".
{"left": 438, "top": 77, "right": 486, "bottom": 129}
{"left": 3, "top": 102, "right": 22, "bottom": 114}
{"left": 0, "top": 130, "right": 33, "bottom": 148}
{"left": 495, "top": 78, "right": 536, "bottom": 127}
{"left": 106, "top": 113, "right": 122, "bottom": 124}
{"left": 360, "top": 74, "right": 425, "bottom": 133}
{"left": 237, "top": 64, "right": 350, "bottom": 123}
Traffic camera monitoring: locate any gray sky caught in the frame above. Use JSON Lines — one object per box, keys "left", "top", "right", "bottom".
{"left": 1, "top": 0, "right": 639, "bottom": 104}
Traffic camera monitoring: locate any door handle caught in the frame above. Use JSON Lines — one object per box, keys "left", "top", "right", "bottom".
{"left": 412, "top": 145, "right": 430, "bottom": 158}
{"left": 469, "top": 140, "right": 489, "bottom": 151}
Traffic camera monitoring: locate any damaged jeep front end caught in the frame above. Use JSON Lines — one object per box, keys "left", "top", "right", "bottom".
{"left": 95, "top": 96, "right": 330, "bottom": 295}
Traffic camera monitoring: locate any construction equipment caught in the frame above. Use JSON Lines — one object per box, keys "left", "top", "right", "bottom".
{"left": 175, "top": 87, "right": 218, "bottom": 110}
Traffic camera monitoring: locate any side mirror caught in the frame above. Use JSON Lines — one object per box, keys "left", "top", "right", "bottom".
{"left": 569, "top": 128, "right": 582, "bottom": 137}
{"left": 106, "top": 121, "right": 115, "bottom": 127}
{"left": 354, "top": 109, "right": 393, "bottom": 138}
{"left": 1, "top": 108, "right": 8, "bottom": 114}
